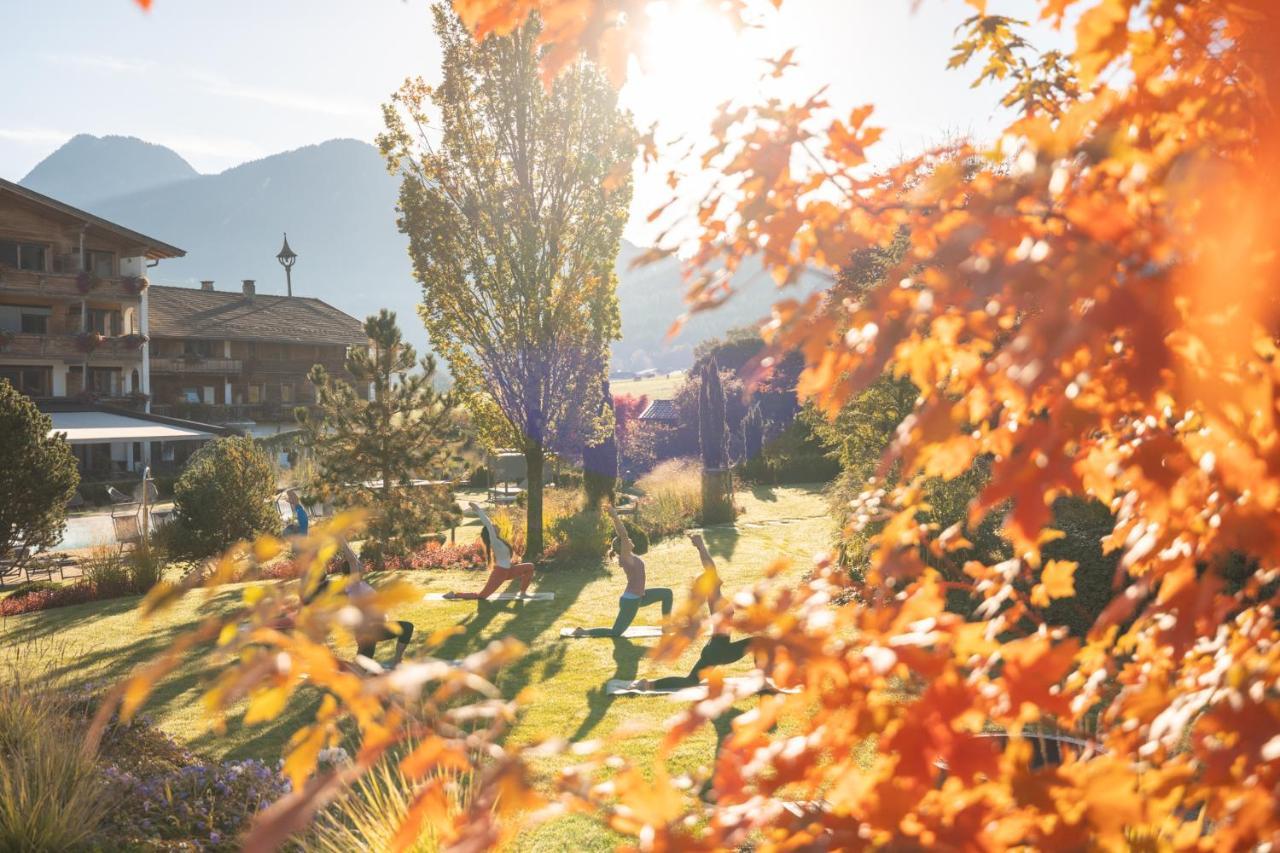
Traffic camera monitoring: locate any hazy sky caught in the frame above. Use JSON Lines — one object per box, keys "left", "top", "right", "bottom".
{"left": 3, "top": 0, "right": 1067, "bottom": 244}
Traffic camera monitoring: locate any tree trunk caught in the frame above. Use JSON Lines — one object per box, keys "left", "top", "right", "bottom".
{"left": 701, "top": 467, "right": 734, "bottom": 524}
{"left": 524, "top": 441, "right": 545, "bottom": 558}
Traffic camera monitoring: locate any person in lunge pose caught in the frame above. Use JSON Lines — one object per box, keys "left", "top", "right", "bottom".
{"left": 570, "top": 505, "right": 673, "bottom": 637}
{"left": 635, "top": 533, "right": 755, "bottom": 690}
{"left": 442, "top": 502, "right": 535, "bottom": 600}
{"left": 302, "top": 538, "right": 414, "bottom": 668}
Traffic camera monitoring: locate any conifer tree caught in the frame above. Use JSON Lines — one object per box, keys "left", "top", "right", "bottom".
{"left": 582, "top": 380, "right": 618, "bottom": 508}
{"left": 298, "top": 310, "right": 463, "bottom": 565}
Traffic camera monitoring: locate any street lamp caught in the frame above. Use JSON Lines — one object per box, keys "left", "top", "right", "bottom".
{"left": 276, "top": 233, "right": 297, "bottom": 297}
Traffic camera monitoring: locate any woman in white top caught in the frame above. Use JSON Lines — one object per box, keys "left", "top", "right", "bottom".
{"left": 442, "top": 502, "right": 535, "bottom": 600}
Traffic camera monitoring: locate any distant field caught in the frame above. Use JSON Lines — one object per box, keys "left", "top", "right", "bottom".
{"left": 613, "top": 370, "right": 685, "bottom": 401}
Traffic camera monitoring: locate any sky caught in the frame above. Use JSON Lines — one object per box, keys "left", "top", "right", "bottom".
{"left": 2, "top": 0, "right": 1069, "bottom": 246}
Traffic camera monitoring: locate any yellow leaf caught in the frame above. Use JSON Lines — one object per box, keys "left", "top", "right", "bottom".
{"left": 1042, "top": 560, "right": 1077, "bottom": 600}
{"left": 283, "top": 724, "right": 326, "bottom": 791}
{"left": 244, "top": 685, "right": 291, "bottom": 725}
{"left": 243, "top": 585, "right": 266, "bottom": 606}
{"left": 254, "top": 535, "right": 284, "bottom": 563}
{"left": 120, "top": 675, "right": 154, "bottom": 722}
{"left": 218, "top": 623, "right": 239, "bottom": 646}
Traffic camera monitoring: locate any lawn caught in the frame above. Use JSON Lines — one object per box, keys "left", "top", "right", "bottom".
{"left": 0, "top": 483, "right": 832, "bottom": 850}
{"left": 613, "top": 370, "right": 686, "bottom": 401}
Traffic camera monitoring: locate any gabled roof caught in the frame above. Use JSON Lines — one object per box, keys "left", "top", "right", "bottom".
{"left": 638, "top": 399, "right": 678, "bottom": 421}
{"left": 147, "top": 284, "right": 366, "bottom": 346}
{"left": 0, "top": 177, "right": 185, "bottom": 260}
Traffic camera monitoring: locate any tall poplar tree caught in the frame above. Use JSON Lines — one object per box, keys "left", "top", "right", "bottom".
{"left": 297, "top": 310, "right": 463, "bottom": 565}
{"left": 379, "top": 5, "right": 634, "bottom": 556}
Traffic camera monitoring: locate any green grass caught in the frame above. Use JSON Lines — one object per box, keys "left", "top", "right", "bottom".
{"left": 0, "top": 484, "right": 832, "bottom": 849}
{"left": 613, "top": 370, "right": 686, "bottom": 401}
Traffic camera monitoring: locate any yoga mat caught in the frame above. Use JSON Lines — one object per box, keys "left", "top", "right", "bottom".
{"left": 424, "top": 591, "right": 555, "bottom": 601}
{"left": 560, "top": 625, "right": 664, "bottom": 639}
{"left": 604, "top": 676, "right": 800, "bottom": 697}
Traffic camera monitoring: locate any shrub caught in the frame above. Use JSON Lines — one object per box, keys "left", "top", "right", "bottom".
{"left": 0, "top": 582, "right": 99, "bottom": 617}
{"left": 381, "top": 542, "right": 488, "bottom": 572}
{"left": 0, "top": 683, "right": 112, "bottom": 851}
{"left": 634, "top": 458, "right": 703, "bottom": 541}
{"left": 738, "top": 417, "right": 840, "bottom": 485}
{"left": 100, "top": 758, "right": 289, "bottom": 851}
{"left": 126, "top": 543, "right": 166, "bottom": 593}
{"left": 170, "top": 437, "right": 280, "bottom": 558}
{"left": 0, "top": 380, "right": 79, "bottom": 576}
{"left": 81, "top": 543, "right": 132, "bottom": 597}
{"left": 551, "top": 507, "right": 612, "bottom": 561}
{"left": 309, "top": 751, "right": 476, "bottom": 853}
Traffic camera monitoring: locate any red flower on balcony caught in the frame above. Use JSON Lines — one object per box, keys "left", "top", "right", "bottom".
{"left": 76, "top": 271, "right": 98, "bottom": 294}
{"left": 123, "top": 275, "right": 150, "bottom": 294}
{"left": 75, "top": 332, "right": 104, "bottom": 353}
{"left": 120, "top": 333, "right": 149, "bottom": 350}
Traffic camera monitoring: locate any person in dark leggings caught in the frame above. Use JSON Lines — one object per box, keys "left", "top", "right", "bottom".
{"left": 570, "top": 505, "right": 673, "bottom": 637}
{"left": 637, "top": 533, "right": 760, "bottom": 691}
{"left": 302, "top": 538, "right": 414, "bottom": 668}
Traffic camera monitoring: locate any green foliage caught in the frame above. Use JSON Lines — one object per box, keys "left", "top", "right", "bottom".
{"left": 739, "top": 416, "right": 840, "bottom": 485}
{"left": 298, "top": 310, "right": 464, "bottom": 566}
{"left": 1039, "top": 497, "right": 1121, "bottom": 639}
{"left": 698, "top": 357, "right": 729, "bottom": 470}
{"left": 552, "top": 506, "right": 613, "bottom": 561}
{"left": 583, "top": 381, "right": 619, "bottom": 509}
{"left": 742, "top": 401, "right": 764, "bottom": 461}
{"left": 0, "top": 683, "right": 111, "bottom": 850}
{"left": 0, "top": 379, "right": 79, "bottom": 569}
{"left": 613, "top": 519, "right": 650, "bottom": 556}
{"left": 691, "top": 326, "right": 766, "bottom": 376}
{"left": 170, "top": 436, "right": 279, "bottom": 558}
{"left": 634, "top": 458, "right": 703, "bottom": 541}
{"left": 380, "top": 5, "right": 635, "bottom": 556}
{"left": 81, "top": 544, "right": 131, "bottom": 596}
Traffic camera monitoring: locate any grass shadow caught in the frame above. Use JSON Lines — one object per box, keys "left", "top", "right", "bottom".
{"left": 568, "top": 638, "right": 644, "bottom": 743}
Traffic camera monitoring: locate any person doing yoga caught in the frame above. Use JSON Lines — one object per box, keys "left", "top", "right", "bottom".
{"left": 635, "top": 533, "right": 754, "bottom": 691}
{"left": 442, "top": 502, "right": 535, "bottom": 600}
{"left": 570, "top": 505, "right": 673, "bottom": 637}
{"left": 302, "top": 538, "right": 414, "bottom": 668}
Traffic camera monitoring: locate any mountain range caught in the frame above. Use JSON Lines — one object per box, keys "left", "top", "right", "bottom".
{"left": 19, "top": 134, "right": 826, "bottom": 374}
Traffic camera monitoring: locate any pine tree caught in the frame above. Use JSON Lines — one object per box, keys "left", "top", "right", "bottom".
{"left": 0, "top": 380, "right": 79, "bottom": 569}
{"left": 298, "top": 310, "right": 463, "bottom": 565}
{"left": 743, "top": 401, "right": 764, "bottom": 462}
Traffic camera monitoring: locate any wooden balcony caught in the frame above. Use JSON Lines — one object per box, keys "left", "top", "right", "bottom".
{"left": 152, "top": 401, "right": 312, "bottom": 424}
{"left": 150, "top": 356, "right": 243, "bottom": 374}
{"left": 0, "top": 267, "right": 144, "bottom": 303}
{"left": 0, "top": 332, "right": 146, "bottom": 361}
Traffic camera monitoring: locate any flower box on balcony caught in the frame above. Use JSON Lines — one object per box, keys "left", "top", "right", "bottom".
{"left": 76, "top": 271, "right": 99, "bottom": 294}
{"left": 120, "top": 333, "right": 149, "bottom": 350}
{"left": 75, "top": 332, "right": 105, "bottom": 353}
{"left": 123, "top": 276, "right": 149, "bottom": 295}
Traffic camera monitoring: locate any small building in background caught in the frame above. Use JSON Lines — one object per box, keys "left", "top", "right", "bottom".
{"left": 637, "top": 398, "right": 678, "bottom": 423}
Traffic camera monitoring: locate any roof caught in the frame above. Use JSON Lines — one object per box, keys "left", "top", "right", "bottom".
{"left": 638, "top": 399, "right": 678, "bottom": 421}
{"left": 0, "top": 177, "right": 185, "bottom": 260}
{"left": 48, "top": 410, "right": 216, "bottom": 444}
{"left": 147, "top": 284, "right": 367, "bottom": 346}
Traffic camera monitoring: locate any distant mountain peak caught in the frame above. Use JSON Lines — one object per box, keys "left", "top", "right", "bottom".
{"left": 20, "top": 134, "right": 199, "bottom": 208}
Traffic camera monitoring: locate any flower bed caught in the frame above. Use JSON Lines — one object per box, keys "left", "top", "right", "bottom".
{"left": 0, "top": 581, "right": 101, "bottom": 617}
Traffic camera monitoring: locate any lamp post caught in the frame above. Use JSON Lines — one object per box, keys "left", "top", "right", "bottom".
{"left": 276, "top": 233, "right": 297, "bottom": 297}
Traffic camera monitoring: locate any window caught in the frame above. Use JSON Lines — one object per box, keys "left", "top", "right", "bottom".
{"left": 280, "top": 383, "right": 294, "bottom": 404}
{"left": 20, "top": 307, "right": 50, "bottom": 334}
{"left": 183, "top": 340, "right": 214, "bottom": 357}
{"left": 247, "top": 384, "right": 263, "bottom": 403}
{"left": 84, "top": 250, "right": 114, "bottom": 278}
{"left": 87, "top": 308, "right": 122, "bottom": 336}
{"left": 0, "top": 240, "right": 48, "bottom": 272}
{"left": 0, "top": 366, "right": 51, "bottom": 397}
{"left": 87, "top": 367, "right": 121, "bottom": 395}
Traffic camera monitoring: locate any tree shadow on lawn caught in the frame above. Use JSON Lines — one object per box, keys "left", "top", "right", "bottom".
{"left": 0, "top": 594, "right": 150, "bottom": 644}
{"left": 699, "top": 526, "right": 741, "bottom": 565}
{"left": 567, "top": 638, "right": 644, "bottom": 743}
{"left": 749, "top": 483, "right": 781, "bottom": 503}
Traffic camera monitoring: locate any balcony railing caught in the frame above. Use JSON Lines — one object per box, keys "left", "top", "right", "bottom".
{"left": 0, "top": 332, "right": 147, "bottom": 361}
{"left": 150, "top": 357, "right": 243, "bottom": 374}
{"left": 0, "top": 267, "right": 145, "bottom": 301}
{"left": 151, "top": 401, "right": 315, "bottom": 425}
